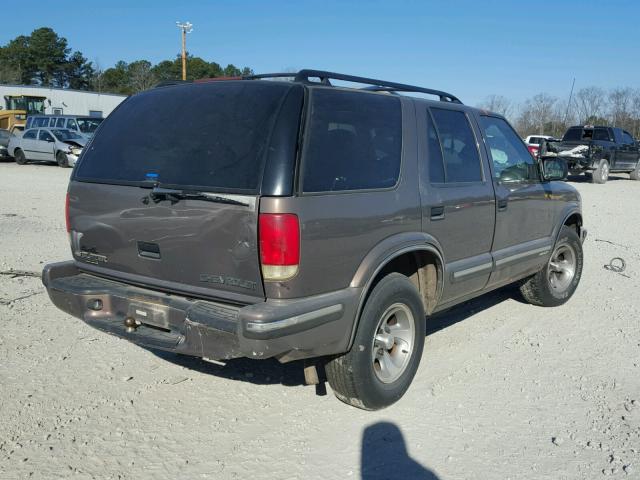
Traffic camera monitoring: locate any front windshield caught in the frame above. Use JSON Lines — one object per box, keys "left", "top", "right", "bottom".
{"left": 76, "top": 118, "right": 103, "bottom": 134}
{"left": 51, "top": 129, "right": 82, "bottom": 141}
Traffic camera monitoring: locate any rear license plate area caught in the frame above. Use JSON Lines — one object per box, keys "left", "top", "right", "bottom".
{"left": 127, "top": 302, "right": 169, "bottom": 329}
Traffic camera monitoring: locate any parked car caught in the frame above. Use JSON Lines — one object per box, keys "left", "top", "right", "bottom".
{"left": 524, "top": 134, "right": 556, "bottom": 158}
{"left": 42, "top": 70, "right": 586, "bottom": 410}
{"left": 540, "top": 125, "right": 640, "bottom": 183}
{"left": 25, "top": 115, "right": 104, "bottom": 139}
{"left": 7, "top": 127, "right": 86, "bottom": 167}
{"left": 0, "top": 128, "right": 12, "bottom": 160}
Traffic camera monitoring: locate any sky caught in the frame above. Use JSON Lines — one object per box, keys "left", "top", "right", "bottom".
{"left": 2, "top": 0, "right": 639, "bottom": 106}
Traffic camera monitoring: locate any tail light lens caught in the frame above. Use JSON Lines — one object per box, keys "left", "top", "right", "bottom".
{"left": 65, "top": 192, "right": 70, "bottom": 233}
{"left": 259, "top": 213, "right": 300, "bottom": 281}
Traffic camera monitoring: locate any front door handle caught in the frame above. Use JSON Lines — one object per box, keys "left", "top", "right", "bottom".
{"left": 498, "top": 199, "right": 508, "bottom": 211}
{"left": 430, "top": 205, "right": 445, "bottom": 220}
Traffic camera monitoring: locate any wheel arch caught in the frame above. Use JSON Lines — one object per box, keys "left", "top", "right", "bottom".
{"left": 347, "top": 233, "right": 445, "bottom": 349}
{"left": 555, "top": 208, "right": 583, "bottom": 245}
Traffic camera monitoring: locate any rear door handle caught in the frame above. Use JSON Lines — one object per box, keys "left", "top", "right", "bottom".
{"left": 498, "top": 199, "right": 508, "bottom": 211}
{"left": 430, "top": 206, "right": 445, "bottom": 220}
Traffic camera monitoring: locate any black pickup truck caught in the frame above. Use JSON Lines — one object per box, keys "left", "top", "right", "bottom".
{"left": 539, "top": 125, "right": 640, "bottom": 183}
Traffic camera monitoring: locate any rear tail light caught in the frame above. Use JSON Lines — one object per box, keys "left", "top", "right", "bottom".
{"left": 259, "top": 213, "right": 300, "bottom": 281}
{"left": 65, "top": 192, "right": 70, "bottom": 233}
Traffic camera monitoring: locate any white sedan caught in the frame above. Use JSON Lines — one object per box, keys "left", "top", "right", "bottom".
{"left": 7, "top": 127, "right": 87, "bottom": 168}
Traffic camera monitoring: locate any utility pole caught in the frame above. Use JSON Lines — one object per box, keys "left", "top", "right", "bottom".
{"left": 564, "top": 77, "right": 576, "bottom": 126}
{"left": 176, "top": 21, "right": 193, "bottom": 81}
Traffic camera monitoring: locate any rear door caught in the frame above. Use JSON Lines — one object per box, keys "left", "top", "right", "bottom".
{"left": 477, "top": 115, "right": 557, "bottom": 288}
{"left": 69, "top": 81, "right": 303, "bottom": 304}
{"left": 20, "top": 129, "right": 38, "bottom": 158}
{"left": 418, "top": 105, "right": 496, "bottom": 303}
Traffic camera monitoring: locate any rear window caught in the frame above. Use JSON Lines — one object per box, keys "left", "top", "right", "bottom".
{"left": 75, "top": 82, "right": 294, "bottom": 193}
{"left": 301, "top": 89, "right": 401, "bottom": 193}
{"left": 563, "top": 127, "right": 599, "bottom": 141}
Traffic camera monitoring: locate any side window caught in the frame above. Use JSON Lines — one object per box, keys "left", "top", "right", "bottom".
{"left": 56, "top": 118, "right": 66, "bottom": 128}
{"left": 622, "top": 132, "right": 635, "bottom": 145}
{"left": 39, "top": 130, "right": 54, "bottom": 142}
{"left": 67, "top": 119, "right": 78, "bottom": 130}
{"left": 479, "top": 116, "right": 537, "bottom": 182}
{"left": 302, "top": 89, "right": 402, "bottom": 193}
{"left": 594, "top": 128, "right": 611, "bottom": 141}
{"left": 34, "top": 118, "right": 48, "bottom": 128}
{"left": 23, "top": 129, "right": 37, "bottom": 140}
{"left": 429, "top": 108, "right": 482, "bottom": 183}
{"left": 426, "top": 111, "right": 445, "bottom": 183}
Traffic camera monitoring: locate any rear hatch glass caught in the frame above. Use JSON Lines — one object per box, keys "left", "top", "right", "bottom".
{"left": 70, "top": 81, "right": 298, "bottom": 303}
{"left": 75, "top": 81, "right": 293, "bottom": 192}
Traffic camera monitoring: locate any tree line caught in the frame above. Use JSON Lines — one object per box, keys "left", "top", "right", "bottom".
{"left": 478, "top": 87, "right": 640, "bottom": 140}
{"left": 0, "top": 27, "right": 253, "bottom": 95}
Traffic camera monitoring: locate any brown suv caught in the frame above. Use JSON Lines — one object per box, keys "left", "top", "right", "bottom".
{"left": 43, "top": 70, "right": 586, "bottom": 410}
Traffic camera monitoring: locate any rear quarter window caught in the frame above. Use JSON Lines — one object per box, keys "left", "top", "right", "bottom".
{"left": 301, "top": 89, "right": 402, "bottom": 193}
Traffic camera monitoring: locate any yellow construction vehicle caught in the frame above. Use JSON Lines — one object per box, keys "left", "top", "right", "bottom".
{"left": 0, "top": 94, "right": 46, "bottom": 131}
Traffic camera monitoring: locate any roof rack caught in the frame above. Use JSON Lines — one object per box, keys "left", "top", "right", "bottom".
{"left": 154, "top": 79, "right": 192, "bottom": 88}
{"left": 244, "top": 69, "right": 462, "bottom": 104}
{"left": 243, "top": 73, "right": 298, "bottom": 81}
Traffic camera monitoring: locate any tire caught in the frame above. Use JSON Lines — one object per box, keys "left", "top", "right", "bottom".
{"left": 56, "top": 151, "right": 69, "bottom": 168}
{"left": 520, "top": 225, "right": 583, "bottom": 307}
{"left": 325, "top": 273, "right": 426, "bottom": 410}
{"left": 630, "top": 162, "right": 640, "bottom": 181}
{"left": 14, "top": 149, "right": 27, "bottom": 165}
{"left": 591, "top": 158, "right": 609, "bottom": 184}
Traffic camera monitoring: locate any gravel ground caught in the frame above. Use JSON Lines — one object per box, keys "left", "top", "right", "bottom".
{"left": 1, "top": 162, "right": 638, "bottom": 480}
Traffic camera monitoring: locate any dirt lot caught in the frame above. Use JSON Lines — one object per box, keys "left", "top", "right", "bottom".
{"left": 1, "top": 162, "right": 638, "bottom": 479}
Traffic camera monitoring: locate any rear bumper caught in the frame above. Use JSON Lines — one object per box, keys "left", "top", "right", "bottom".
{"left": 42, "top": 261, "right": 360, "bottom": 362}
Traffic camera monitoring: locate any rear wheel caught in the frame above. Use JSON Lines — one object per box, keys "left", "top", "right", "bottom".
{"left": 56, "top": 151, "right": 69, "bottom": 168}
{"left": 630, "top": 162, "right": 640, "bottom": 181}
{"left": 520, "top": 225, "right": 583, "bottom": 307}
{"left": 14, "top": 149, "right": 27, "bottom": 165}
{"left": 325, "top": 273, "right": 425, "bottom": 410}
{"left": 591, "top": 158, "right": 609, "bottom": 184}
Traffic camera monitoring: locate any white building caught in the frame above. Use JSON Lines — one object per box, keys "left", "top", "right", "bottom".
{"left": 0, "top": 84, "right": 127, "bottom": 118}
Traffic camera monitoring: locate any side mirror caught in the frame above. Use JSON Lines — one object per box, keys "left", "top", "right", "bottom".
{"left": 541, "top": 157, "right": 568, "bottom": 181}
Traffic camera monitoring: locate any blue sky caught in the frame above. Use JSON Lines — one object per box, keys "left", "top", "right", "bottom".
{"left": 2, "top": 0, "right": 638, "bottom": 106}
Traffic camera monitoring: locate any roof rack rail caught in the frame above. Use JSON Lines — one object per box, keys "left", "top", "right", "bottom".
{"left": 297, "top": 69, "right": 462, "bottom": 104}
{"left": 243, "top": 72, "right": 298, "bottom": 81}
{"left": 243, "top": 69, "right": 462, "bottom": 104}
{"left": 154, "top": 79, "right": 192, "bottom": 88}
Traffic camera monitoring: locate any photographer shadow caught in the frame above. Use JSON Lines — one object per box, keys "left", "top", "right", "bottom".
{"left": 361, "top": 422, "right": 439, "bottom": 480}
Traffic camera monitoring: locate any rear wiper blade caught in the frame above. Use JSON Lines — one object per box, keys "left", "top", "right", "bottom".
{"left": 142, "top": 187, "right": 249, "bottom": 207}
